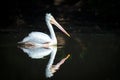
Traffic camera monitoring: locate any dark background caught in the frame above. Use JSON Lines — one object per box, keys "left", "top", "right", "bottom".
{"left": 0, "top": 0, "right": 120, "bottom": 80}
{"left": 1, "top": 0, "right": 120, "bottom": 33}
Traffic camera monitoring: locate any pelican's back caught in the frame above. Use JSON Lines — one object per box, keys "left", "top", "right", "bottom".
{"left": 22, "top": 32, "right": 52, "bottom": 44}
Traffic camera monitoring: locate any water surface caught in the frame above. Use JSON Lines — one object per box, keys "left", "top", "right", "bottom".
{"left": 1, "top": 31, "right": 120, "bottom": 80}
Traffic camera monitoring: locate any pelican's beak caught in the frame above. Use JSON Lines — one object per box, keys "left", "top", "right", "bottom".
{"left": 50, "top": 17, "right": 70, "bottom": 37}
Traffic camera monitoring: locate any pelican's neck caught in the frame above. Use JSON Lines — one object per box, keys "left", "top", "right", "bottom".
{"left": 46, "top": 20, "right": 57, "bottom": 44}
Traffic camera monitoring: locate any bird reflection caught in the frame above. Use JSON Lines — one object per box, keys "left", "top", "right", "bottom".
{"left": 19, "top": 46, "right": 70, "bottom": 78}
{"left": 50, "top": 54, "right": 70, "bottom": 74}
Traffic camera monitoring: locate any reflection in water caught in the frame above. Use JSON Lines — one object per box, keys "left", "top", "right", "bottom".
{"left": 1, "top": 32, "right": 119, "bottom": 80}
{"left": 50, "top": 54, "right": 70, "bottom": 73}
{"left": 19, "top": 45, "right": 70, "bottom": 78}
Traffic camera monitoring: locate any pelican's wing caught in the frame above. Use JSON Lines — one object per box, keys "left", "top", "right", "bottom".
{"left": 22, "top": 32, "right": 52, "bottom": 43}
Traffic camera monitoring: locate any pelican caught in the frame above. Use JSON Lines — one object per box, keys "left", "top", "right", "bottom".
{"left": 18, "top": 13, "right": 70, "bottom": 48}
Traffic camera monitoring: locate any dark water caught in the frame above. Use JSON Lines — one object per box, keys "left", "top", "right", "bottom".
{"left": 1, "top": 31, "right": 120, "bottom": 80}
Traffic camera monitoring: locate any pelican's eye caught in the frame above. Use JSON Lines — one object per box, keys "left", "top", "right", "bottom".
{"left": 50, "top": 17, "right": 55, "bottom": 24}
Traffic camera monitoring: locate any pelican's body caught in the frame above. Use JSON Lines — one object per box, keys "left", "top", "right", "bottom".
{"left": 18, "top": 13, "right": 70, "bottom": 48}
{"left": 21, "top": 32, "right": 53, "bottom": 48}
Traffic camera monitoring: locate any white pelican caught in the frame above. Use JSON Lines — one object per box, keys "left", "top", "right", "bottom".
{"left": 18, "top": 13, "right": 70, "bottom": 48}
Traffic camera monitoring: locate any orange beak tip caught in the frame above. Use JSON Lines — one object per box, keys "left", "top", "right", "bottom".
{"left": 67, "top": 34, "right": 71, "bottom": 38}
{"left": 66, "top": 54, "right": 70, "bottom": 59}
{"left": 69, "top": 35, "right": 71, "bottom": 37}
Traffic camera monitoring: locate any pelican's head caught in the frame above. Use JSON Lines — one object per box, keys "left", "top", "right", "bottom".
{"left": 45, "top": 13, "right": 70, "bottom": 37}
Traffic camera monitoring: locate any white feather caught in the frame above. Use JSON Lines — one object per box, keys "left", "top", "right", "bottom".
{"left": 22, "top": 32, "right": 52, "bottom": 44}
